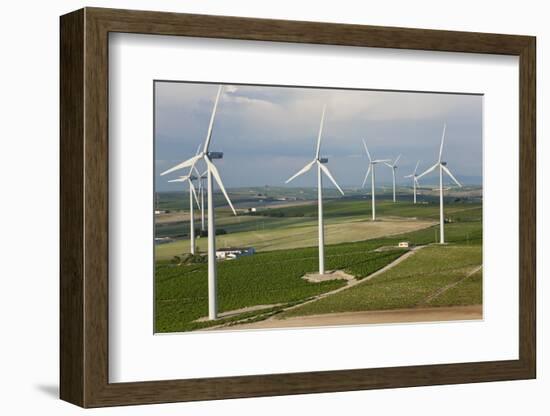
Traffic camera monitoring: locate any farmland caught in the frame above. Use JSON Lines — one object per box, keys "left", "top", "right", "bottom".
{"left": 155, "top": 217, "right": 436, "bottom": 259}
{"left": 155, "top": 190, "right": 481, "bottom": 259}
{"left": 154, "top": 188, "right": 482, "bottom": 333}
{"left": 279, "top": 245, "right": 482, "bottom": 318}
{"left": 155, "top": 241, "right": 407, "bottom": 332}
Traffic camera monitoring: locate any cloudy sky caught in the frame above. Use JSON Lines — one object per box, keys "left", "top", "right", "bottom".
{"left": 154, "top": 82, "right": 482, "bottom": 191}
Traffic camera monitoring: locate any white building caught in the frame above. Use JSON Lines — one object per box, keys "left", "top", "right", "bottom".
{"left": 398, "top": 241, "right": 410, "bottom": 248}
{"left": 155, "top": 237, "right": 173, "bottom": 245}
{"left": 215, "top": 247, "right": 256, "bottom": 260}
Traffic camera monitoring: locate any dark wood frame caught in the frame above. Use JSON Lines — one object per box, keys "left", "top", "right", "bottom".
{"left": 60, "top": 7, "right": 536, "bottom": 408}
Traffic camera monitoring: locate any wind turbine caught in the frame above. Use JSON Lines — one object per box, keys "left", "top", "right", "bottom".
{"left": 167, "top": 165, "right": 201, "bottom": 255}
{"left": 167, "top": 144, "right": 202, "bottom": 254}
{"left": 404, "top": 161, "right": 421, "bottom": 204}
{"left": 384, "top": 154, "right": 401, "bottom": 203}
{"left": 161, "top": 85, "right": 236, "bottom": 320}
{"left": 361, "top": 139, "right": 390, "bottom": 221}
{"left": 416, "top": 123, "right": 462, "bottom": 244}
{"left": 285, "top": 105, "right": 344, "bottom": 275}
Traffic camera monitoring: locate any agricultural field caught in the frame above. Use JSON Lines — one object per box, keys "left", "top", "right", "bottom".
{"left": 155, "top": 205, "right": 482, "bottom": 332}
{"left": 155, "top": 217, "right": 436, "bottom": 259}
{"left": 155, "top": 191, "right": 482, "bottom": 259}
{"left": 155, "top": 241, "right": 407, "bottom": 332}
{"left": 279, "top": 245, "right": 482, "bottom": 318}
{"left": 154, "top": 189, "right": 482, "bottom": 333}
{"left": 427, "top": 268, "right": 483, "bottom": 307}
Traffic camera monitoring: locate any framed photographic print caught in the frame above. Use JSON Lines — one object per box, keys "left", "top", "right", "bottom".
{"left": 60, "top": 7, "right": 536, "bottom": 408}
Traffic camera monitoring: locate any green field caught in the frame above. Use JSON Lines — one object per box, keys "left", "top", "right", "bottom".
{"left": 155, "top": 198, "right": 481, "bottom": 259}
{"left": 155, "top": 217, "right": 437, "bottom": 259}
{"left": 280, "top": 245, "right": 482, "bottom": 318}
{"left": 155, "top": 219, "right": 482, "bottom": 332}
{"left": 155, "top": 193, "right": 482, "bottom": 333}
{"left": 253, "top": 197, "right": 477, "bottom": 220}
{"left": 428, "top": 268, "right": 483, "bottom": 307}
{"left": 155, "top": 242, "right": 407, "bottom": 332}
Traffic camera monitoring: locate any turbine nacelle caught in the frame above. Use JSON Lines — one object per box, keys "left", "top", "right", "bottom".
{"left": 384, "top": 154, "right": 401, "bottom": 170}
{"left": 208, "top": 151, "right": 224, "bottom": 159}
{"left": 167, "top": 175, "right": 201, "bottom": 209}
{"left": 319, "top": 157, "right": 328, "bottom": 164}
{"left": 404, "top": 161, "right": 421, "bottom": 190}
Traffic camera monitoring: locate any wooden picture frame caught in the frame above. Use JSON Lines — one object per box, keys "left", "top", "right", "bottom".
{"left": 60, "top": 7, "right": 536, "bottom": 408}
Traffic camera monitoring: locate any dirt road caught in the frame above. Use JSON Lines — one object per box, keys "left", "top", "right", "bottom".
{"left": 229, "top": 305, "right": 482, "bottom": 330}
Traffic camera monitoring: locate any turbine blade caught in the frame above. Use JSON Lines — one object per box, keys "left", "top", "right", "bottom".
{"left": 414, "top": 177, "right": 420, "bottom": 186}
{"left": 285, "top": 160, "right": 315, "bottom": 183}
{"left": 414, "top": 160, "right": 420, "bottom": 175}
{"left": 205, "top": 157, "right": 237, "bottom": 215}
{"left": 190, "top": 181, "right": 201, "bottom": 209}
{"left": 362, "top": 139, "right": 372, "bottom": 162}
{"left": 416, "top": 162, "right": 439, "bottom": 180}
{"left": 185, "top": 144, "right": 203, "bottom": 176}
{"left": 394, "top": 154, "right": 401, "bottom": 166}
{"left": 315, "top": 105, "right": 326, "bottom": 159}
{"left": 196, "top": 175, "right": 202, "bottom": 193}
{"left": 438, "top": 123, "right": 447, "bottom": 162}
{"left": 362, "top": 165, "right": 372, "bottom": 188}
{"left": 441, "top": 164, "right": 462, "bottom": 187}
{"left": 318, "top": 162, "right": 344, "bottom": 195}
{"left": 373, "top": 159, "right": 392, "bottom": 163}
{"left": 192, "top": 165, "right": 201, "bottom": 179}
{"left": 404, "top": 174, "right": 413, "bottom": 178}
{"left": 168, "top": 175, "right": 189, "bottom": 183}
{"left": 161, "top": 154, "right": 201, "bottom": 176}
{"left": 203, "top": 85, "right": 223, "bottom": 153}
{"left": 383, "top": 162, "right": 393, "bottom": 168}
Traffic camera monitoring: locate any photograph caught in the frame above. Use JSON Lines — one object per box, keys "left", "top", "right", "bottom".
{"left": 52, "top": 5, "right": 537, "bottom": 409}
{"left": 154, "top": 81, "right": 483, "bottom": 333}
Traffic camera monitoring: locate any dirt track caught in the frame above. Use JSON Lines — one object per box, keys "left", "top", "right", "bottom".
{"left": 228, "top": 305, "right": 482, "bottom": 330}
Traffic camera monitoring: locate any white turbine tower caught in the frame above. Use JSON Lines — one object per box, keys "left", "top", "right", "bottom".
{"left": 416, "top": 123, "right": 462, "bottom": 244}
{"left": 404, "top": 161, "right": 421, "bottom": 204}
{"left": 285, "top": 105, "right": 344, "bottom": 275}
{"left": 197, "top": 170, "right": 208, "bottom": 232}
{"left": 167, "top": 166, "right": 201, "bottom": 255}
{"left": 161, "top": 85, "right": 236, "bottom": 320}
{"left": 384, "top": 154, "right": 401, "bottom": 203}
{"left": 361, "top": 139, "right": 390, "bottom": 221}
